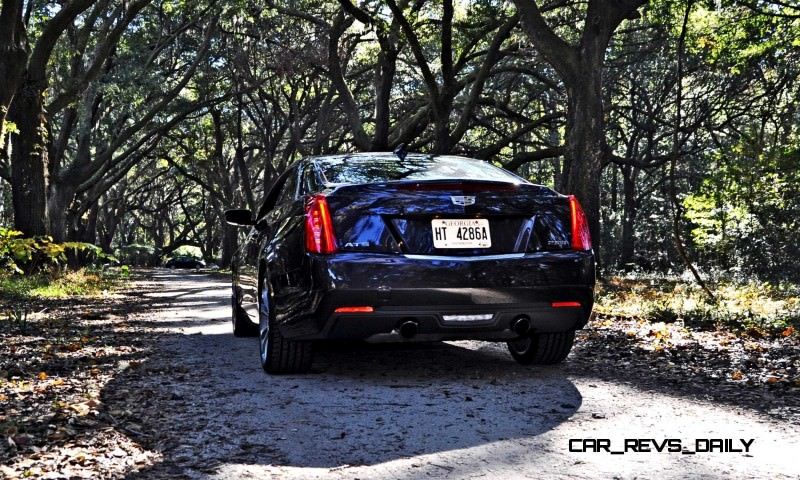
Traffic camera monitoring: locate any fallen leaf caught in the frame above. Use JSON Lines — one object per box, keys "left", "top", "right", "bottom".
{"left": 731, "top": 370, "right": 744, "bottom": 381}
{"left": 782, "top": 326, "right": 795, "bottom": 337}
{"left": 37, "top": 371, "right": 48, "bottom": 381}
{"left": 69, "top": 403, "right": 90, "bottom": 416}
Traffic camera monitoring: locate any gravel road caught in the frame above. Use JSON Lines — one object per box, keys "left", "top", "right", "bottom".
{"left": 110, "top": 272, "right": 799, "bottom": 479}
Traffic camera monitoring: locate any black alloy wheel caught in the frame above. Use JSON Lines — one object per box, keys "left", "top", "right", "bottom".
{"left": 258, "top": 284, "right": 313, "bottom": 374}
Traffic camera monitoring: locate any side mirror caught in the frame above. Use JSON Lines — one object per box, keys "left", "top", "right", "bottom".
{"left": 225, "top": 209, "right": 254, "bottom": 227}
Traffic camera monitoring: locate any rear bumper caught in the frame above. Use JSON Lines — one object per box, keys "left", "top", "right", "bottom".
{"left": 312, "top": 296, "right": 588, "bottom": 342}
{"left": 272, "top": 251, "right": 594, "bottom": 341}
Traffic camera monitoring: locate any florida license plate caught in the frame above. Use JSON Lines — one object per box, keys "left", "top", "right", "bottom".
{"left": 431, "top": 219, "right": 491, "bottom": 249}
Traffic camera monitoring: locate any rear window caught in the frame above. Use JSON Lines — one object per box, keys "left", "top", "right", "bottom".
{"left": 316, "top": 154, "right": 526, "bottom": 185}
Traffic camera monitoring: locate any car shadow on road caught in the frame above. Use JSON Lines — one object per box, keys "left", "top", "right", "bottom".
{"left": 104, "top": 330, "right": 582, "bottom": 477}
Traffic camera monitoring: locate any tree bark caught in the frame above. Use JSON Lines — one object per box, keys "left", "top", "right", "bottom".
{"left": 619, "top": 165, "right": 638, "bottom": 269}
{"left": 8, "top": 77, "right": 49, "bottom": 236}
{"left": 0, "top": 0, "right": 28, "bottom": 161}
{"left": 372, "top": 40, "right": 399, "bottom": 151}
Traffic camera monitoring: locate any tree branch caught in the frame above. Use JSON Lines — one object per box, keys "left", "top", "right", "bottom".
{"left": 511, "top": 0, "right": 578, "bottom": 78}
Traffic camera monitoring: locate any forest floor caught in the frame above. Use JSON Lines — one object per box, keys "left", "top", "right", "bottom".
{"left": 0, "top": 270, "right": 798, "bottom": 479}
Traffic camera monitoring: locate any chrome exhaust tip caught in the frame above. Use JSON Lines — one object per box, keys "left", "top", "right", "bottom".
{"left": 511, "top": 316, "right": 531, "bottom": 336}
{"left": 398, "top": 320, "right": 419, "bottom": 339}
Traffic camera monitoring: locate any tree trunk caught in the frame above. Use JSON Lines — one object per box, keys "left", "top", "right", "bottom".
{"left": 8, "top": 77, "right": 49, "bottom": 236}
{"left": 220, "top": 222, "right": 235, "bottom": 269}
{"left": 97, "top": 200, "right": 120, "bottom": 252}
{"left": 432, "top": 97, "right": 453, "bottom": 154}
{"left": 80, "top": 201, "right": 99, "bottom": 244}
{"left": 216, "top": 199, "right": 234, "bottom": 267}
{"left": 619, "top": 165, "right": 638, "bottom": 270}
{"left": 372, "top": 46, "right": 398, "bottom": 151}
{"left": 0, "top": 0, "right": 28, "bottom": 159}
{"left": 563, "top": 72, "right": 605, "bottom": 254}
{"left": 47, "top": 182, "right": 75, "bottom": 242}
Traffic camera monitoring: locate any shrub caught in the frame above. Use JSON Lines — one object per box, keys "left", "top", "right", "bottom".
{"left": 0, "top": 227, "right": 116, "bottom": 275}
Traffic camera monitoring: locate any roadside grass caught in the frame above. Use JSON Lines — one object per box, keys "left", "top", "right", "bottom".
{"left": 596, "top": 276, "right": 799, "bottom": 337}
{"left": 0, "top": 268, "right": 125, "bottom": 303}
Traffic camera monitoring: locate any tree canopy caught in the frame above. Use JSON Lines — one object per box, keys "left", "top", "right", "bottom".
{"left": 0, "top": 0, "right": 798, "bottom": 281}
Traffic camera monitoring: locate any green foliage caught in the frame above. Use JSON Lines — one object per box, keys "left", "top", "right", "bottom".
{"left": 682, "top": 140, "right": 800, "bottom": 281}
{"left": 116, "top": 244, "right": 157, "bottom": 266}
{"left": 0, "top": 228, "right": 26, "bottom": 274}
{"left": 170, "top": 245, "right": 202, "bottom": 258}
{"left": 1, "top": 119, "right": 19, "bottom": 135}
{"left": 0, "top": 227, "right": 117, "bottom": 275}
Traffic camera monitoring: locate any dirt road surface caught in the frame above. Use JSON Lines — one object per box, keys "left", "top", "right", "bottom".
{"left": 108, "top": 272, "right": 799, "bottom": 479}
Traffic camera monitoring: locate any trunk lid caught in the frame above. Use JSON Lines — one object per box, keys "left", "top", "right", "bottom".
{"left": 324, "top": 180, "right": 573, "bottom": 256}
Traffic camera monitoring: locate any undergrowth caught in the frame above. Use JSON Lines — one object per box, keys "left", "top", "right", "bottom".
{"left": 596, "top": 277, "right": 800, "bottom": 337}
{"left": 0, "top": 268, "right": 122, "bottom": 302}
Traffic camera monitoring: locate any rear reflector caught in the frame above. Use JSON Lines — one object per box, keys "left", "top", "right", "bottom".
{"left": 305, "top": 194, "right": 337, "bottom": 254}
{"left": 568, "top": 195, "right": 592, "bottom": 251}
{"left": 552, "top": 301, "right": 582, "bottom": 308}
{"left": 334, "top": 306, "right": 374, "bottom": 313}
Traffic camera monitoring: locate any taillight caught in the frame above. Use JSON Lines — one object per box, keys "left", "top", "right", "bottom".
{"left": 568, "top": 195, "right": 592, "bottom": 251}
{"left": 305, "top": 194, "right": 337, "bottom": 254}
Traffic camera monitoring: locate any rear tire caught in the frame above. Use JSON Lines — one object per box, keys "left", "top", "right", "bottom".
{"left": 507, "top": 330, "right": 575, "bottom": 365}
{"left": 232, "top": 288, "right": 258, "bottom": 337}
{"left": 259, "top": 288, "right": 313, "bottom": 374}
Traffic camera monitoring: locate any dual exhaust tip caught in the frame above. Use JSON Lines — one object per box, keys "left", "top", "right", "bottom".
{"left": 511, "top": 315, "right": 531, "bottom": 336}
{"left": 396, "top": 315, "right": 531, "bottom": 339}
{"left": 398, "top": 320, "right": 419, "bottom": 339}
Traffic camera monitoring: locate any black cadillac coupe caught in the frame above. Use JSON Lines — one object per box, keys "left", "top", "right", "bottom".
{"left": 225, "top": 152, "right": 595, "bottom": 374}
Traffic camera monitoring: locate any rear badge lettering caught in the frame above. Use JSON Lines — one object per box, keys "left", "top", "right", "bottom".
{"left": 548, "top": 239, "right": 570, "bottom": 248}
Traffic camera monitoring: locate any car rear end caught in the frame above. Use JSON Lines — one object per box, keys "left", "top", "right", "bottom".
{"left": 276, "top": 154, "right": 595, "bottom": 345}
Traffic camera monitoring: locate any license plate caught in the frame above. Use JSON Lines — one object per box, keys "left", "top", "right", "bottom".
{"left": 431, "top": 219, "right": 491, "bottom": 249}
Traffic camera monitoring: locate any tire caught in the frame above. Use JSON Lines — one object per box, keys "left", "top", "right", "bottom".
{"left": 232, "top": 287, "right": 258, "bottom": 337}
{"left": 258, "top": 287, "right": 313, "bottom": 374}
{"left": 507, "top": 330, "right": 575, "bottom": 365}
